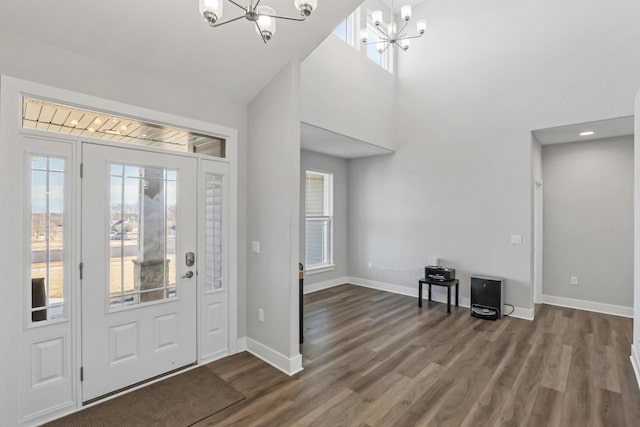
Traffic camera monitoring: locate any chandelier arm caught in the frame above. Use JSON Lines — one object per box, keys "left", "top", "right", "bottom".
{"left": 374, "top": 26, "right": 391, "bottom": 39}
{"left": 381, "top": 43, "right": 392, "bottom": 54}
{"left": 396, "top": 19, "right": 409, "bottom": 38}
{"left": 254, "top": 0, "right": 262, "bottom": 7}
{"left": 255, "top": 21, "right": 268, "bottom": 44}
{"left": 210, "top": 14, "right": 246, "bottom": 28}
{"left": 260, "top": 13, "right": 306, "bottom": 22}
{"left": 395, "top": 34, "right": 424, "bottom": 41}
{"left": 227, "top": 0, "right": 248, "bottom": 12}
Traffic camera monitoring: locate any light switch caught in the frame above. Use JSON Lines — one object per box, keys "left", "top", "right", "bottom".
{"left": 511, "top": 235, "right": 523, "bottom": 245}
{"left": 251, "top": 241, "right": 260, "bottom": 254}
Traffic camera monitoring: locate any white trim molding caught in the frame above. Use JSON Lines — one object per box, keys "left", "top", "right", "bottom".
{"left": 346, "top": 276, "right": 535, "bottom": 321}
{"left": 631, "top": 345, "right": 640, "bottom": 390}
{"left": 542, "top": 294, "right": 633, "bottom": 318}
{"left": 306, "top": 264, "right": 336, "bottom": 276}
{"left": 245, "top": 338, "right": 303, "bottom": 376}
{"left": 304, "top": 276, "right": 348, "bottom": 294}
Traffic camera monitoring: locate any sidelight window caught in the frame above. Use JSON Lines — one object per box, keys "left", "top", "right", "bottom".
{"left": 29, "top": 155, "right": 66, "bottom": 322}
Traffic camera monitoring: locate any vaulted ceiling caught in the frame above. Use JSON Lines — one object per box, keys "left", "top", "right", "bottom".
{"left": 0, "top": 0, "right": 362, "bottom": 103}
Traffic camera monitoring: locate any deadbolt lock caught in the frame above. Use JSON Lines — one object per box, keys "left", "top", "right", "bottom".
{"left": 185, "top": 252, "right": 195, "bottom": 267}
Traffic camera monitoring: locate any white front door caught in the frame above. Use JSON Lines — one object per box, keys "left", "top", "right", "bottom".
{"left": 81, "top": 143, "right": 198, "bottom": 402}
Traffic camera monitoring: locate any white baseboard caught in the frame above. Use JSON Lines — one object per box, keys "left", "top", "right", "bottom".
{"left": 542, "top": 294, "right": 633, "bottom": 318}
{"left": 304, "top": 276, "right": 348, "bottom": 294}
{"left": 245, "top": 338, "right": 303, "bottom": 376}
{"left": 631, "top": 345, "right": 640, "bottom": 390}
{"left": 346, "top": 276, "right": 534, "bottom": 321}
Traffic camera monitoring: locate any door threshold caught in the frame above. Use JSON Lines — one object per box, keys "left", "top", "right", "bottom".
{"left": 83, "top": 362, "right": 197, "bottom": 406}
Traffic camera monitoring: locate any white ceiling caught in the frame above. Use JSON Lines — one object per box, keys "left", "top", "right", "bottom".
{"left": 301, "top": 122, "right": 394, "bottom": 159}
{"left": 533, "top": 116, "right": 634, "bottom": 145}
{"left": 0, "top": 0, "right": 362, "bottom": 103}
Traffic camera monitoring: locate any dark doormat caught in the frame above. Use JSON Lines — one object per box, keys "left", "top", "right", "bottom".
{"left": 45, "top": 367, "right": 245, "bottom": 427}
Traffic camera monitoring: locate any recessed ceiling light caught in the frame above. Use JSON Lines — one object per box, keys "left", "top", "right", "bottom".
{"left": 70, "top": 119, "right": 78, "bottom": 126}
{"left": 580, "top": 131, "right": 595, "bottom": 136}
{"left": 88, "top": 127, "right": 95, "bottom": 133}
{"left": 94, "top": 118, "right": 102, "bottom": 125}
{"left": 141, "top": 134, "right": 147, "bottom": 138}
{"left": 120, "top": 125, "right": 128, "bottom": 132}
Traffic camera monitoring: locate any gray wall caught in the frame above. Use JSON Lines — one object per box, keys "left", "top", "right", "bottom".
{"left": 247, "top": 62, "right": 301, "bottom": 358}
{"left": 542, "top": 136, "right": 634, "bottom": 307}
{"left": 300, "top": 150, "right": 348, "bottom": 286}
{"left": 301, "top": 19, "right": 395, "bottom": 151}
{"left": 347, "top": 0, "right": 640, "bottom": 313}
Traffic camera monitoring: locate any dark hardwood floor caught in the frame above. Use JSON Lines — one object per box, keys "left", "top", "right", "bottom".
{"left": 198, "top": 284, "right": 640, "bottom": 426}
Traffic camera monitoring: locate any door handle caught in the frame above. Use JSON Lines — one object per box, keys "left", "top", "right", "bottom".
{"left": 182, "top": 271, "right": 194, "bottom": 279}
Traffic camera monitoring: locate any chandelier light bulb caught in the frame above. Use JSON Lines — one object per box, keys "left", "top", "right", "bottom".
{"left": 372, "top": 10, "right": 383, "bottom": 26}
{"left": 256, "top": 6, "right": 277, "bottom": 41}
{"left": 360, "top": 28, "right": 369, "bottom": 43}
{"left": 199, "top": 0, "right": 223, "bottom": 25}
{"left": 401, "top": 5, "right": 412, "bottom": 21}
{"left": 399, "top": 38, "right": 410, "bottom": 50}
{"left": 295, "top": 0, "right": 317, "bottom": 17}
{"left": 417, "top": 19, "right": 427, "bottom": 34}
{"left": 376, "top": 42, "right": 385, "bottom": 53}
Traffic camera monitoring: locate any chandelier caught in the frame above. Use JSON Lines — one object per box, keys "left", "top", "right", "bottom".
{"left": 199, "top": 0, "right": 318, "bottom": 43}
{"left": 360, "top": 1, "right": 426, "bottom": 54}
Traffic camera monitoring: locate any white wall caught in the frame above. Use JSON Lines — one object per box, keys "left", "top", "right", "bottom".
{"left": 542, "top": 136, "right": 634, "bottom": 307}
{"left": 300, "top": 150, "right": 349, "bottom": 286}
{"left": 0, "top": 30, "right": 250, "bottom": 338}
{"left": 348, "top": 0, "right": 640, "bottom": 313}
{"left": 247, "top": 62, "right": 302, "bottom": 367}
{"left": 301, "top": 27, "right": 395, "bottom": 150}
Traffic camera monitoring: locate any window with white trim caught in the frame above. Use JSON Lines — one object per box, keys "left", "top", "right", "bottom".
{"left": 366, "top": 13, "right": 392, "bottom": 71}
{"left": 332, "top": 10, "right": 357, "bottom": 47}
{"left": 305, "top": 170, "right": 333, "bottom": 270}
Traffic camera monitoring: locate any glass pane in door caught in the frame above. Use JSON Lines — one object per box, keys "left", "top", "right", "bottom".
{"left": 109, "top": 163, "right": 178, "bottom": 308}
{"left": 205, "top": 173, "right": 223, "bottom": 292}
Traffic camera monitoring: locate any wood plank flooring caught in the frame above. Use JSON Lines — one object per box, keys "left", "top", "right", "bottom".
{"left": 197, "top": 284, "right": 640, "bottom": 426}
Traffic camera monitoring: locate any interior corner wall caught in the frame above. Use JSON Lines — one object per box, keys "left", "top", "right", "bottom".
{"left": 633, "top": 91, "right": 640, "bottom": 363}
{"left": 247, "top": 62, "right": 302, "bottom": 359}
{"left": 347, "top": 0, "right": 640, "bottom": 312}
{"left": 299, "top": 150, "right": 349, "bottom": 286}
{"left": 301, "top": 35, "right": 395, "bottom": 151}
{"left": 542, "top": 136, "right": 634, "bottom": 307}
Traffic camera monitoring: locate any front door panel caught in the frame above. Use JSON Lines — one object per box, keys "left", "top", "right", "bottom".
{"left": 81, "top": 143, "right": 197, "bottom": 402}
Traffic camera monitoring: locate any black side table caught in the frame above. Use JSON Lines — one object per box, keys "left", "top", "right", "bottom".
{"left": 418, "top": 278, "right": 459, "bottom": 313}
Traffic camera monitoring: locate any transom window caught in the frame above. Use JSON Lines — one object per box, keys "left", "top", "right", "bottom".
{"left": 305, "top": 170, "right": 334, "bottom": 271}
{"left": 22, "top": 97, "right": 226, "bottom": 157}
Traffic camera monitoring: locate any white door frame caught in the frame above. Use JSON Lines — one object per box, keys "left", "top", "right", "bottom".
{"left": 0, "top": 75, "right": 239, "bottom": 426}
{"left": 533, "top": 179, "right": 544, "bottom": 304}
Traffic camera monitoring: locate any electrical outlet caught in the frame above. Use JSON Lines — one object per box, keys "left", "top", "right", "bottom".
{"left": 251, "top": 241, "right": 260, "bottom": 254}
{"left": 258, "top": 308, "right": 264, "bottom": 322}
{"left": 511, "top": 235, "right": 523, "bottom": 245}
{"left": 570, "top": 276, "right": 578, "bottom": 286}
